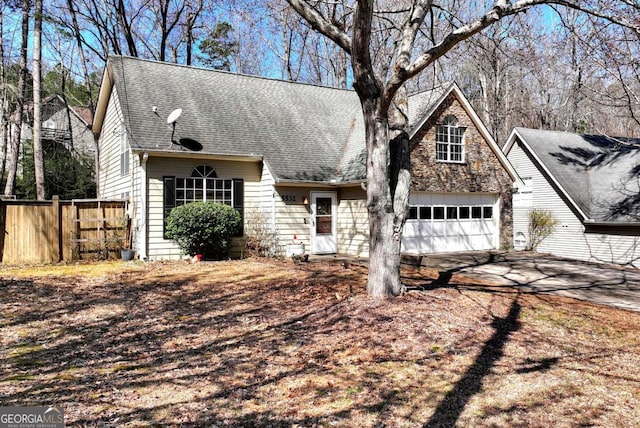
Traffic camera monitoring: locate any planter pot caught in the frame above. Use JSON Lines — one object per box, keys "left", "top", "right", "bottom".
{"left": 121, "top": 249, "right": 135, "bottom": 261}
{"left": 285, "top": 243, "right": 305, "bottom": 258}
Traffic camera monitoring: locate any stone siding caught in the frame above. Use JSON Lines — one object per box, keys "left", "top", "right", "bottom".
{"left": 410, "top": 93, "right": 514, "bottom": 249}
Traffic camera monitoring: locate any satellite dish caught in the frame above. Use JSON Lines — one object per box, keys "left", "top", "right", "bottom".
{"left": 166, "top": 108, "right": 182, "bottom": 125}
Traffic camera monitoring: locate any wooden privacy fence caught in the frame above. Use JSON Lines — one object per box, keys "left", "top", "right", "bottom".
{"left": 0, "top": 197, "right": 128, "bottom": 264}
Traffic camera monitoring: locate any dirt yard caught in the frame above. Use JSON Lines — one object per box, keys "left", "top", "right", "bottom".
{"left": 1, "top": 258, "right": 639, "bottom": 427}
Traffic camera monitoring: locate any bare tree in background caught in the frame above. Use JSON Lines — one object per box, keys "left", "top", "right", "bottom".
{"left": 285, "top": 0, "right": 640, "bottom": 296}
{"left": 33, "top": 0, "right": 45, "bottom": 199}
{"left": 0, "top": 5, "right": 7, "bottom": 190}
{"left": 3, "top": 0, "right": 29, "bottom": 197}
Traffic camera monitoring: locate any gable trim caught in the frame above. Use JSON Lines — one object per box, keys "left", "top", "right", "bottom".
{"left": 92, "top": 61, "right": 115, "bottom": 135}
{"left": 132, "top": 148, "right": 263, "bottom": 163}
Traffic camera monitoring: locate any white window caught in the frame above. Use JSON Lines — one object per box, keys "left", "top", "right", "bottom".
{"left": 163, "top": 166, "right": 245, "bottom": 238}
{"left": 119, "top": 124, "right": 129, "bottom": 176}
{"left": 436, "top": 115, "right": 466, "bottom": 163}
{"left": 408, "top": 204, "right": 493, "bottom": 220}
{"left": 513, "top": 176, "right": 533, "bottom": 205}
{"left": 175, "top": 166, "right": 233, "bottom": 207}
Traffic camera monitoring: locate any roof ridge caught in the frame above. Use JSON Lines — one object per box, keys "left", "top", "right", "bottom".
{"left": 517, "top": 126, "right": 640, "bottom": 143}
{"left": 112, "top": 55, "right": 356, "bottom": 94}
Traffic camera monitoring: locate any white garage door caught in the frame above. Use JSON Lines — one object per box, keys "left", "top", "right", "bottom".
{"left": 402, "top": 193, "right": 499, "bottom": 254}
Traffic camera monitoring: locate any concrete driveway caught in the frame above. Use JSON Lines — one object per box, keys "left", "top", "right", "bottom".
{"left": 413, "top": 251, "right": 640, "bottom": 313}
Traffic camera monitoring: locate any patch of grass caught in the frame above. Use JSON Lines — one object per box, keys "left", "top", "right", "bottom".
{"left": 1, "top": 260, "right": 145, "bottom": 278}
{"left": 1, "top": 374, "right": 38, "bottom": 382}
{"left": 9, "top": 343, "right": 44, "bottom": 358}
{"left": 345, "top": 385, "right": 364, "bottom": 395}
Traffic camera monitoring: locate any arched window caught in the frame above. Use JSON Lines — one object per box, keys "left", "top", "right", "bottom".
{"left": 436, "top": 115, "right": 466, "bottom": 162}
{"left": 174, "top": 165, "right": 230, "bottom": 206}
{"left": 191, "top": 165, "right": 217, "bottom": 178}
{"left": 163, "top": 165, "right": 245, "bottom": 238}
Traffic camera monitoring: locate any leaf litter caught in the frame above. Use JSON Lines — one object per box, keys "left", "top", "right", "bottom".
{"left": 1, "top": 258, "right": 639, "bottom": 427}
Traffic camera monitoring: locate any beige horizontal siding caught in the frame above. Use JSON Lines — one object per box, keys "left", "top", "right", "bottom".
{"left": 145, "top": 157, "right": 262, "bottom": 260}
{"left": 97, "top": 87, "right": 133, "bottom": 199}
{"left": 337, "top": 187, "right": 369, "bottom": 257}
{"left": 272, "top": 186, "right": 314, "bottom": 254}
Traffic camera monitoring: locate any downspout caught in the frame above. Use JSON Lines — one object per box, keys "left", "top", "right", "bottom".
{"left": 139, "top": 152, "right": 149, "bottom": 260}
{"left": 272, "top": 189, "right": 277, "bottom": 253}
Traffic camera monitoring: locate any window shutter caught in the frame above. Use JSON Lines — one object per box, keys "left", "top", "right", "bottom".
{"left": 232, "top": 178, "right": 244, "bottom": 236}
{"left": 163, "top": 176, "right": 176, "bottom": 239}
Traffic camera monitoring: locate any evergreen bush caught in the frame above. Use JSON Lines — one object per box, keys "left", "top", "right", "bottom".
{"left": 165, "top": 202, "right": 241, "bottom": 260}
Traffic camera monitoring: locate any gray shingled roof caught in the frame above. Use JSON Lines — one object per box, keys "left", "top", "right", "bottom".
{"left": 408, "top": 83, "right": 452, "bottom": 131}
{"left": 514, "top": 127, "right": 640, "bottom": 223}
{"left": 106, "top": 56, "right": 450, "bottom": 183}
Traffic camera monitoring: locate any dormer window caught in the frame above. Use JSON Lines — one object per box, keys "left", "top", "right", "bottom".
{"left": 436, "top": 115, "right": 466, "bottom": 163}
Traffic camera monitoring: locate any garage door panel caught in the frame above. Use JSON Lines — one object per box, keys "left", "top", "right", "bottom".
{"left": 433, "top": 235, "right": 448, "bottom": 252}
{"left": 446, "top": 221, "right": 460, "bottom": 236}
{"left": 459, "top": 221, "right": 474, "bottom": 234}
{"left": 404, "top": 192, "right": 498, "bottom": 254}
{"left": 479, "top": 220, "right": 493, "bottom": 234}
{"left": 431, "top": 222, "right": 446, "bottom": 236}
{"left": 459, "top": 234, "right": 473, "bottom": 251}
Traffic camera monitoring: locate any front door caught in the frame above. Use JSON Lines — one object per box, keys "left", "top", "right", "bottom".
{"left": 311, "top": 192, "right": 337, "bottom": 254}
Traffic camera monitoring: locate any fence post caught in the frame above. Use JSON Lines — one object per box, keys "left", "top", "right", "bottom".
{"left": 52, "top": 195, "right": 61, "bottom": 262}
{"left": 0, "top": 201, "right": 5, "bottom": 262}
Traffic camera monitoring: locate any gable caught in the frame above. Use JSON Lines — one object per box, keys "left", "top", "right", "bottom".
{"left": 504, "top": 128, "right": 640, "bottom": 224}
{"left": 410, "top": 92, "right": 515, "bottom": 193}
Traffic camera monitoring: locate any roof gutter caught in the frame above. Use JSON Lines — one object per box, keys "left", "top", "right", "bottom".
{"left": 132, "top": 149, "right": 263, "bottom": 162}
{"left": 274, "top": 178, "right": 366, "bottom": 188}
{"left": 583, "top": 219, "right": 640, "bottom": 227}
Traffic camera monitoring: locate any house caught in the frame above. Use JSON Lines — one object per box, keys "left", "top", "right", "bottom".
{"left": 22, "top": 94, "right": 96, "bottom": 157}
{"left": 2, "top": 94, "right": 96, "bottom": 186}
{"left": 504, "top": 127, "right": 640, "bottom": 267}
{"left": 92, "top": 56, "right": 520, "bottom": 260}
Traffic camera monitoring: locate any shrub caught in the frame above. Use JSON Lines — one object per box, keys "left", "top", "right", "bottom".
{"left": 527, "top": 208, "right": 559, "bottom": 251}
{"left": 243, "top": 208, "right": 278, "bottom": 257}
{"left": 165, "top": 202, "right": 241, "bottom": 260}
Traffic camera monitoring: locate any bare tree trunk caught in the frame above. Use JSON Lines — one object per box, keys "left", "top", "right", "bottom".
{"left": 115, "top": 0, "right": 138, "bottom": 57}
{"left": 363, "top": 92, "right": 411, "bottom": 296}
{"left": 0, "top": 7, "right": 6, "bottom": 191}
{"left": 362, "top": 99, "right": 400, "bottom": 296}
{"left": 67, "top": 0, "right": 100, "bottom": 196}
{"left": 185, "top": 11, "right": 195, "bottom": 65}
{"left": 4, "top": 0, "right": 29, "bottom": 197}
{"left": 33, "top": 0, "right": 45, "bottom": 200}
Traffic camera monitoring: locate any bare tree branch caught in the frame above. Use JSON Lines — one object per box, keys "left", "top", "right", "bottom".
{"left": 285, "top": 0, "right": 352, "bottom": 53}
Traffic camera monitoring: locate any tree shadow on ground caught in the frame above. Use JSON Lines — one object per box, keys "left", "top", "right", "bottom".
{"left": 402, "top": 251, "right": 640, "bottom": 304}
{"left": 423, "top": 297, "right": 523, "bottom": 427}
{"left": 2, "top": 258, "right": 638, "bottom": 426}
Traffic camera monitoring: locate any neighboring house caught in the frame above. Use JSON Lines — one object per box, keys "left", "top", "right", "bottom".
{"left": 22, "top": 94, "right": 96, "bottom": 157}
{"left": 504, "top": 127, "right": 640, "bottom": 267}
{"left": 92, "top": 56, "right": 520, "bottom": 260}
{"left": 2, "top": 94, "right": 96, "bottom": 183}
